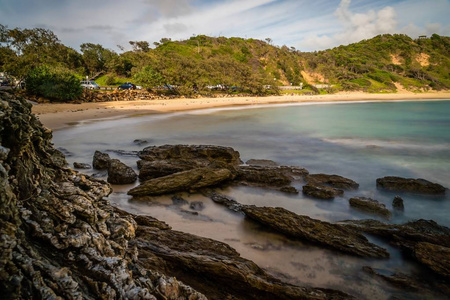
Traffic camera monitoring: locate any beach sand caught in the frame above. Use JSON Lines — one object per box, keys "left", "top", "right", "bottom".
{"left": 32, "top": 91, "right": 450, "bottom": 130}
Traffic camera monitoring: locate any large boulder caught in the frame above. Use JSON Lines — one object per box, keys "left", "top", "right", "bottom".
{"left": 92, "top": 150, "right": 111, "bottom": 169}
{"left": 349, "top": 197, "right": 391, "bottom": 218}
{"left": 128, "top": 167, "right": 232, "bottom": 196}
{"left": 107, "top": 159, "right": 137, "bottom": 184}
{"left": 376, "top": 176, "right": 446, "bottom": 195}
{"left": 302, "top": 183, "right": 344, "bottom": 199}
{"left": 306, "top": 173, "right": 359, "bottom": 190}
{"left": 139, "top": 144, "right": 242, "bottom": 167}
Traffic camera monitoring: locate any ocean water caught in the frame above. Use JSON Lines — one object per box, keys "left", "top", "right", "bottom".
{"left": 52, "top": 100, "right": 450, "bottom": 299}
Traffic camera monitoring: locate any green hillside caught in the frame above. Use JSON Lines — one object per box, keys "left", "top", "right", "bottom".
{"left": 1, "top": 23, "right": 449, "bottom": 99}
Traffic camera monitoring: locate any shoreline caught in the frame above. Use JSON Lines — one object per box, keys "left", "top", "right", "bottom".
{"left": 32, "top": 91, "right": 450, "bottom": 130}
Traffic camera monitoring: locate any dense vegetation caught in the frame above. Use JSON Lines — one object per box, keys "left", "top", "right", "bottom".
{"left": 0, "top": 23, "right": 449, "bottom": 101}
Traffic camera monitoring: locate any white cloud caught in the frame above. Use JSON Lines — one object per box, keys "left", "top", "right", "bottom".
{"left": 298, "top": 0, "right": 397, "bottom": 50}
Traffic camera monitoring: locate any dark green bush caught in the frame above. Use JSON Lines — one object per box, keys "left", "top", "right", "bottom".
{"left": 26, "top": 65, "right": 82, "bottom": 101}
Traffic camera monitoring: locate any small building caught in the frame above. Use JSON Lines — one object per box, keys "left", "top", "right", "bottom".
{"left": 418, "top": 35, "right": 427, "bottom": 39}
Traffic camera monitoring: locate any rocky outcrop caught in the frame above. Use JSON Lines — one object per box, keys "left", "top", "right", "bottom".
{"left": 92, "top": 150, "right": 111, "bottom": 169}
{"left": 128, "top": 167, "right": 233, "bottom": 196}
{"left": 208, "top": 193, "right": 388, "bottom": 258}
{"left": 302, "top": 183, "right": 344, "bottom": 199}
{"left": 139, "top": 144, "right": 242, "bottom": 168}
{"left": 306, "top": 173, "right": 359, "bottom": 190}
{"left": 349, "top": 197, "right": 391, "bottom": 218}
{"left": 125, "top": 210, "right": 352, "bottom": 300}
{"left": 341, "top": 219, "right": 450, "bottom": 278}
{"left": 1, "top": 92, "right": 352, "bottom": 299}
{"left": 241, "top": 205, "right": 389, "bottom": 258}
{"left": 376, "top": 176, "right": 446, "bottom": 195}
{"left": 107, "top": 158, "right": 137, "bottom": 184}
{"left": 0, "top": 92, "right": 207, "bottom": 299}
{"left": 134, "top": 144, "right": 308, "bottom": 195}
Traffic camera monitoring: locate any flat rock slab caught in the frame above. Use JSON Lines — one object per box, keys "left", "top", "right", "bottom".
{"left": 139, "top": 144, "right": 242, "bottom": 166}
{"left": 306, "top": 173, "right": 359, "bottom": 190}
{"left": 302, "top": 183, "right": 344, "bottom": 199}
{"left": 128, "top": 167, "right": 232, "bottom": 196}
{"left": 349, "top": 197, "right": 391, "bottom": 218}
{"left": 241, "top": 205, "right": 389, "bottom": 258}
{"left": 376, "top": 176, "right": 446, "bottom": 195}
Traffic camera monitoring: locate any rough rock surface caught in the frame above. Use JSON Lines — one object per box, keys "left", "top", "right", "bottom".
{"left": 245, "top": 159, "right": 279, "bottom": 166}
{"left": 236, "top": 165, "right": 308, "bottom": 188}
{"left": 302, "top": 183, "right": 344, "bottom": 199}
{"left": 349, "top": 197, "right": 391, "bottom": 218}
{"left": 0, "top": 92, "right": 206, "bottom": 299}
{"left": 306, "top": 173, "right": 359, "bottom": 190}
{"left": 139, "top": 144, "right": 242, "bottom": 168}
{"left": 341, "top": 219, "right": 450, "bottom": 278}
{"left": 92, "top": 150, "right": 111, "bottom": 169}
{"left": 376, "top": 176, "right": 446, "bottom": 194}
{"left": 241, "top": 205, "right": 389, "bottom": 258}
{"left": 73, "top": 162, "right": 91, "bottom": 169}
{"left": 362, "top": 266, "right": 450, "bottom": 297}
{"left": 107, "top": 158, "right": 137, "bottom": 184}
{"left": 1, "top": 92, "right": 352, "bottom": 299}
{"left": 125, "top": 210, "right": 352, "bottom": 300}
{"left": 128, "top": 167, "right": 233, "bottom": 196}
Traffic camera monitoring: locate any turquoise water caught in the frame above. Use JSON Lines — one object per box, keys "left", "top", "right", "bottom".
{"left": 52, "top": 100, "right": 450, "bottom": 298}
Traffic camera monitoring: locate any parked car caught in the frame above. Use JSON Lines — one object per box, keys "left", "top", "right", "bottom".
{"left": 117, "top": 82, "right": 136, "bottom": 90}
{"left": 80, "top": 80, "right": 100, "bottom": 89}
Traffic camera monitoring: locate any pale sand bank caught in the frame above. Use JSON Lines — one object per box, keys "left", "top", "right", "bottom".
{"left": 32, "top": 91, "right": 450, "bottom": 130}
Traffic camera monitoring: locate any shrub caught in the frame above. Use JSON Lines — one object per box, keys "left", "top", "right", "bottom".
{"left": 25, "top": 65, "right": 82, "bottom": 101}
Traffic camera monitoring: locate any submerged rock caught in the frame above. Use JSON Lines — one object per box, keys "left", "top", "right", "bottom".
{"left": 107, "top": 159, "right": 137, "bottom": 184}
{"left": 376, "top": 176, "right": 446, "bottom": 195}
{"left": 189, "top": 201, "right": 204, "bottom": 211}
{"left": 306, "top": 173, "right": 359, "bottom": 190}
{"left": 349, "top": 197, "right": 391, "bottom": 218}
{"left": 127, "top": 209, "right": 352, "bottom": 300}
{"left": 341, "top": 219, "right": 450, "bottom": 278}
{"left": 302, "top": 183, "right": 344, "bottom": 199}
{"left": 392, "top": 196, "right": 404, "bottom": 211}
{"left": 92, "top": 150, "right": 111, "bottom": 169}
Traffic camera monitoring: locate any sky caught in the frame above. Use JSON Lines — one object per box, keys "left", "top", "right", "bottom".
{"left": 0, "top": 0, "right": 449, "bottom": 52}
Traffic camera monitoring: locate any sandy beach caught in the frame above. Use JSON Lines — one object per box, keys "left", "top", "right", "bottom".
{"left": 32, "top": 91, "right": 450, "bottom": 130}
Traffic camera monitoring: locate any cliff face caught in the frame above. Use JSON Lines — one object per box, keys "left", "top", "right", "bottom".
{"left": 0, "top": 91, "right": 206, "bottom": 299}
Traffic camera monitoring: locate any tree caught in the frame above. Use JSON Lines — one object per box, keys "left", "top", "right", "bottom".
{"left": 80, "top": 43, "right": 117, "bottom": 75}
{"left": 129, "top": 41, "right": 150, "bottom": 52}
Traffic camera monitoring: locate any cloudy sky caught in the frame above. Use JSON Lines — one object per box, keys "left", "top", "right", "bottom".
{"left": 1, "top": 0, "right": 449, "bottom": 52}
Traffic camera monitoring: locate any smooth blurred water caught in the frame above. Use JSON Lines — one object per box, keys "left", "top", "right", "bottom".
{"left": 52, "top": 99, "right": 450, "bottom": 299}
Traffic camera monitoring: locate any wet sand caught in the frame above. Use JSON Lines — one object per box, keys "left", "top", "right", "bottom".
{"left": 32, "top": 91, "right": 450, "bottom": 130}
